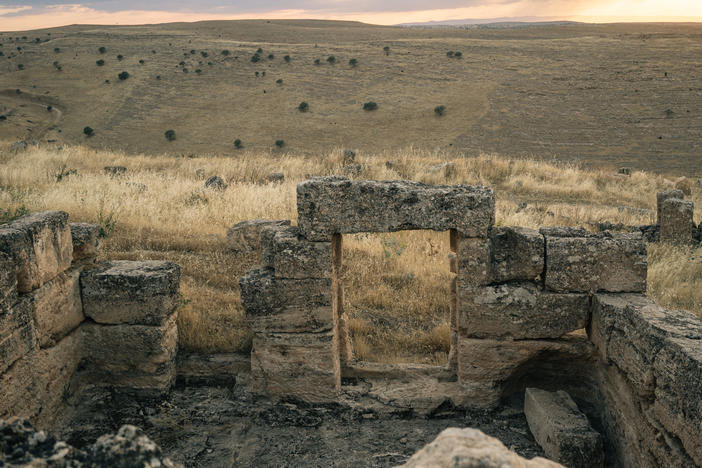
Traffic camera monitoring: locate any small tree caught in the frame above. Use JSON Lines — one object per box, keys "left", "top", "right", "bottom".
{"left": 268, "top": 53, "right": 274, "bottom": 60}
{"left": 454, "top": 51, "right": 462, "bottom": 58}
{"left": 251, "top": 53, "right": 261, "bottom": 63}
{"left": 446, "top": 51, "right": 454, "bottom": 57}
{"left": 98, "top": 46, "right": 106, "bottom": 54}
{"left": 326, "top": 55, "right": 336, "bottom": 64}
{"left": 298, "top": 101, "right": 309, "bottom": 112}
{"left": 96, "top": 59, "right": 104, "bottom": 66}
{"left": 46, "top": 105, "right": 52, "bottom": 112}
{"left": 349, "top": 58, "right": 358, "bottom": 67}
{"left": 17, "top": 64, "right": 23, "bottom": 70}
{"left": 383, "top": 46, "right": 390, "bottom": 56}
{"left": 117, "top": 54, "right": 123, "bottom": 61}
{"left": 276, "top": 78, "right": 283, "bottom": 84}
{"left": 275, "top": 139, "right": 285, "bottom": 148}
{"left": 139, "top": 59, "right": 145, "bottom": 64}
{"left": 234, "top": 138, "right": 242, "bottom": 149}
{"left": 118, "top": 71, "right": 129, "bottom": 80}
{"left": 314, "top": 58, "right": 321, "bottom": 65}
{"left": 283, "top": 55, "right": 291, "bottom": 63}
{"left": 83, "top": 126, "right": 94, "bottom": 137}
{"left": 256, "top": 47, "right": 263, "bottom": 54}
{"left": 363, "top": 101, "right": 378, "bottom": 111}
{"left": 221, "top": 49, "right": 230, "bottom": 56}
{"left": 164, "top": 129, "right": 176, "bottom": 141}
{"left": 434, "top": 105, "right": 446, "bottom": 116}
{"left": 200, "top": 51, "right": 208, "bottom": 58}
{"left": 195, "top": 69, "right": 202, "bottom": 74}
{"left": 54, "top": 47, "right": 60, "bottom": 53}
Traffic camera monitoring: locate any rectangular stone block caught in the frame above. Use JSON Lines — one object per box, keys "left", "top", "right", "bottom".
{"left": 490, "top": 226, "right": 544, "bottom": 283}
{"left": 0, "top": 211, "right": 73, "bottom": 293}
{"left": 454, "top": 235, "right": 491, "bottom": 287}
{"left": 458, "top": 283, "right": 589, "bottom": 339}
{"left": 0, "top": 297, "right": 36, "bottom": 375}
{"left": 260, "top": 225, "right": 332, "bottom": 279}
{"left": 657, "top": 189, "right": 684, "bottom": 225}
{"left": 297, "top": 177, "right": 495, "bottom": 241}
{"left": 69, "top": 223, "right": 101, "bottom": 263}
{"left": 81, "top": 314, "right": 177, "bottom": 393}
{"left": 456, "top": 335, "right": 594, "bottom": 409}
{"left": 250, "top": 332, "right": 339, "bottom": 402}
{"left": 247, "top": 305, "right": 333, "bottom": 334}
{"left": 543, "top": 229, "right": 646, "bottom": 293}
{"left": 660, "top": 198, "right": 694, "bottom": 245}
{"left": 524, "top": 388, "right": 604, "bottom": 468}
{"left": 239, "top": 267, "right": 331, "bottom": 316}
{"left": 227, "top": 219, "right": 290, "bottom": 254}
{"left": 0, "top": 252, "right": 17, "bottom": 310}
{"left": 31, "top": 267, "right": 84, "bottom": 348}
{"left": 80, "top": 260, "right": 180, "bottom": 325}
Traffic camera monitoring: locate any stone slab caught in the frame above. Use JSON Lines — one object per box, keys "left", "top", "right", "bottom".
{"left": 297, "top": 177, "right": 495, "bottom": 241}
{"left": 454, "top": 234, "right": 492, "bottom": 287}
{"left": 458, "top": 283, "right": 589, "bottom": 339}
{"left": 247, "top": 305, "right": 333, "bottom": 334}
{"left": 543, "top": 230, "right": 646, "bottom": 293}
{"left": 260, "top": 225, "right": 332, "bottom": 279}
{"left": 80, "top": 260, "right": 180, "bottom": 325}
{"left": 0, "top": 211, "right": 73, "bottom": 293}
{"left": 660, "top": 198, "right": 694, "bottom": 245}
{"left": 69, "top": 223, "right": 101, "bottom": 262}
{"left": 239, "top": 267, "right": 331, "bottom": 316}
{"left": 31, "top": 267, "right": 84, "bottom": 348}
{"left": 490, "top": 226, "right": 544, "bottom": 283}
{"left": 524, "top": 388, "right": 604, "bottom": 468}
{"left": 656, "top": 189, "right": 684, "bottom": 225}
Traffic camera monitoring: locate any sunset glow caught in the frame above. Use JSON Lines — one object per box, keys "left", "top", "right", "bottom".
{"left": 3, "top": 1, "right": 702, "bottom": 31}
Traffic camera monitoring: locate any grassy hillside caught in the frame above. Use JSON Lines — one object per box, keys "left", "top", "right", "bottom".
{"left": 3, "top": 20, "right": 702, "bottom": 174}
{"left": 1, "top": 143, "right": 699, "bottom": 363}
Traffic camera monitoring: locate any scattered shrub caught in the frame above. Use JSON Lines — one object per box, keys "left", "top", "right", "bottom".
{"left": 183, "top": 68, "right": 188, "bottom": 73}
{"left": 276, "top": 78, "right": 283, "bottom": 84}
{"left": 221, "top": 49, "right": 230, "bottom": 56}
{"left": 255, "top": 71, "right": 259, "bottom": 77}
{"left": 446, "top": 51, "right": 454, "bottom": 57}
{"left": 200, "top": 51, "right": 208, "bottom": 58}
{"left": 363, "top": 101, "right": 378, "bottom": 111}
{"left": 383, "top": 46, "right": 390, "bottom": 55}
{"left": 98, "top": 46, "right": 106, "bottom": 54}
{"left": 256, "top": 47, "right": 263, "bottom": 54}
{"left": 454, "top": 51, "right": 462, "bottom": 58}
{"left": 118, "top": 71, "right": 129, "bottom": 80}
{"left": 117, "top": 54, "right": 123, "bottom": 61}
{"left": 262, "top": 71, "right": 266, "bottom": 76}
{"left": 17, "top": 64, "right": 23, "bottom": 70}
{"left": 190, "top": 50, "right": 196, "bottom": 55}
{"left": 349, "top": 58, "right": 358, "bottom": 67}
{"left": 314, "top": 58, "right": 321, "bottom": 65}
{"left": 327, "top": 55, "right": 336, "bottom": 64}
{"left": 152, "top": 50, "right": 156, "bottom": 54}
{"left": 267, "top": 53, "right": 274, "bottom": 60}
{"left": 283, "top": 55, "right": 291, "bottom": 63}
{"left": 179, "top": 61, "right": 185, "bottom": 66}
{"left": 138, "top": 59, "right": 144, "bottom": 64}
{"left": 46, "top": 105, "right": 52, "bottom": 112}
{"left": 195, "top": 69, "right": 202, "bottom": 74}
{"left": 434, "top": 105, "right": 446, "bottom": 116}
{"left": 83, "top": 126, "right": 94, "bottom": 137}
{"left": 156, "top": 75, "right": 161, "bottom": 80}
{"left": 251, "top": 53, "right": 261, "bottom": 63}
{"left": 298, "top": 101, "right": 309, "bottom": 112}
{"left": 164, "top": 129, "right": 176, "bottom": 141}
{"left": 275, "top": 139, "right": 285, "bottom": 148}
{"left": 234, "top": 138, "right": 242, "bottom": 148}
{"left": 96, "top": 59, "right": 104, "bottom": 66}
{"left": 53, "top": 47, "right": 60, "bottom": 53}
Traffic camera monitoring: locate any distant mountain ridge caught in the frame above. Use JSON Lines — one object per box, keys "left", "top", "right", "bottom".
{"left": 397, "top": 17, "right": 583, "bottom": 28}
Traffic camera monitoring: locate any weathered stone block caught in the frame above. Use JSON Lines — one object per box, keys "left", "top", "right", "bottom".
{"left": 660, "top": 198, "right": 694, "bottom": 245}
{"left": 247, "top": 305, "right": 333, "bottom": 334}
{"left": 0, "top": 211, "right": 73, "bottom": 293}
{"left": 81, "top": 314, "right": 177, "bottom": 393}
{"left": 239, "top": 267, "right": 331, "bottom": 316}
{"left": 454, "top": 234, "right": 491, "bottom": 287}
{"left": 402, "top": 427, "right": 563, "bottom": 468}
{"left": 31, "top": 267, "right": 84, "bottom": 348}
{"left": 0, "top": 297, "right": 36, "bottom": 375}
{"left": 656, "top": 189, "right": 684, "bottom": 225}
{"left": 456, "top": 336, "right": 594, "bottom": 409}
{"left": 297, "top": 177, "right": 495, "bottom": 241}
{"left": 524, "top": 388, "right": 604, "bottom": 468}
{"left": 459, "top": 283, "right": 589, "bottom": 339}
{"left": 250, "top": 332, "right": 339, "bottom": 402}
{"left": 0, "top": 252, "right": 17, "bottom": 310}
{"left": 260, "top": 225, "right": 331, "bottom": 279}
{"left": 69, "top": 223, "right": 101, "bottom": 262}
{"left": 543, "top": 230, "right": 646, "bottom": 293}
{"left": 80, "top": 260, "right": 180, "bottom": 326}
{"left": 490, "top": 226, "right": 544, "bottom": 282}
{"left": 226, "top": 219, "right": 290, "bottom": 253}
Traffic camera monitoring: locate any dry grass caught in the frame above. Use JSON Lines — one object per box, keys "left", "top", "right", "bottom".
{"left": 0, "top": 143, "right": 700, "bottom": 361}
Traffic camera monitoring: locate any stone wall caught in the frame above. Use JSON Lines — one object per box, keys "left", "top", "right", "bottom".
{"left": 0, "top": 211, "right": 180, "bottom": 429}
{"left": 240, "top": 177, "right": 702, "bottom": 467}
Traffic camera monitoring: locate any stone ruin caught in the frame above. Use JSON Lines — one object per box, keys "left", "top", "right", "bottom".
{"left": 1, "top": 178, "right": 701, "bottom": 467}
{"left": 239, "top": 176, "right": 702, "bottom": 467}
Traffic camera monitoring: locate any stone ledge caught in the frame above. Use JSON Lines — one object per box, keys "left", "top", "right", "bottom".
{"left": 260, "top": 225, "right": 332, "bottom": 279}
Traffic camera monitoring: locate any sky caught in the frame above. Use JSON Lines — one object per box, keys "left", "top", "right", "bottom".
{"left": 2, "top": 0, "right": 702, "bottom": 31}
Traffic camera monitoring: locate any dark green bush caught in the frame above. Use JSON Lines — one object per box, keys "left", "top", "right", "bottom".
{"left": 98, "top": 46, "right": 106, "bottom": 54}
{"left": 222, "top": 50, "right": 230, "bottom": 56}
{"left": 83, "top": 126, "right": 94, "bottom": 137}
{"left": 283, "top": 55, "right": 291, "bottom": 63}
{"left": 276, "top": 78, "right": 283, "bottom": 84}
{"left": 96, "top": 59, "right": 104, "bottom": 66}
{"left": 251, "top": 53, "right": 261, "bottom": 63}
{"left": 298, "top": 101, "right": 309, "bottom": 112}
{"left": 138, "top": 59, "right": 144, "bottom": 64}
{"left": 118, "top": 71, "right": 129, "bottom": 80}
{"left": 234, "top": 138, "right": 242, "bottom": 149}
{"left": 327, "top": 55, "right": 336, "bottom": 64}
{"left": 454, "top": 51, "right": 462, "bottom": 58}
{"left": 275, "top": 139, "right": 285, "bottom": 148}
{"left": 117, "top": 54, "right": 123, "bottom": 61}
{"left": 446, "top": 51, "right": 454, "bottom": 57}
{"left": 53, "top": 47, "right": 60, "bottom": 53}
{"left": 363, "top": 101, "right": 378, "bottom": 111}
{"left": 434, "top": 105, "right": 446, "bottom": 116}
{"left": 383, "top": 46, "right": 390, "bottom": 55}
{"left": 164, "top": 129, "right": 176, "bottom": 141}
{"left": 268, "top": 53, "right": 274, "bottom": 60}
{"left": 349, "top": 58, "right": 358, "bottom": 67}
{"left": 314, "top": 58, "right": 321, "bottom": 65}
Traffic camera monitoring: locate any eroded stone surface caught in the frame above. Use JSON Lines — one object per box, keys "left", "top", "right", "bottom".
{"left": 402, "top": 427, "right": 562, "bottom": 468}
{"left": 490, "top": 226, "right": 544, "bottom": 283}
{"left": 31, "top": 267, "right": 84, "bottom": 348}
{"left": 226, "top": 219, "right": 290, "bottom": 253}
{"left": 0, "top": 211, "right": 73, "bottom": 293}
{"left": 0, "top": 252, "right": 17, "bottom": 310}
{"left": 297, "top": 177, "right": 495, "bottom": 241}
{"left": 80, "top": 260, "right": 180, "bottom": 325}
{"left": 239, "top": 267, "right": 331, "bottom": 316}
{"left": 69, "top": 223, "right": 101, "bottom": 262}
{"left": 0, "top": 296, "right": 35, "bottom": 375}
{"left": 660, "top": 198, "right": 694, "bottom": 245}
{"left": 543, "top": 230, "right": 646, "bottom": 293}
{"left": 524, "top": 388, "right": 604, "bottom": 468}
{"left": 458, "top": 283, "right": 589, "bottom": 339}
{"left": 260, "top": 225, "right": 332, "bottom": 279}
{"left": 656, "top": 189, "right": 684, "bottom": 225}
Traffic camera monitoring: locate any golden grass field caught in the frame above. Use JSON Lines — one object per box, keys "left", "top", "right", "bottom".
{"left": 0, "top": 143, "right": 699, "bottom": 363}
{"left": 3, "top": 20, "right": 702, "bottom": 174}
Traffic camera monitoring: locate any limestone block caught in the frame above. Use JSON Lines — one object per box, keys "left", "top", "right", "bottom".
{"left": 660, "top": 198, "right": 694, "bottom": 245}
{"left": 81, "top": 314, "right": 177, "bottom": 393}
{"left": 454, "top": 234, "right": 492, "bottom": 287}
{"left": 524, "top": 388, "right": 604, "bottom": 468}
{"left": 543, "top": 230, "right": 646, "bottom": 293}
{"left": 459, "top": 283, "right": 589, "bottom": 339}
{"left": 402, "top": 427, "right": 563, "bottom": 468}
{"left": 0, "top": 328, "right": 81, "bottom": 428}
{"left": 69, "top": 223, "right": 101, "bottom": 262}
{"left": 239, "top": 267, "right": 331, "bottom": 317}
{"left": 260, "top": 225, "right": 332, "bottom": 279}
{"left": 297, "top": 177, "right": 495, "bottom": 241}
{"left": 250, "top": 332, "right": 339, "bottom": 402}
{"left": 456, "top": 336, "right": 594, "bottom": 409}
{"left": 80, "top": 260, "right": 180, "bottom": 326}
{"left": 0, "top": 297, "right": 36, "bottom": 375}
{"left": 0, "top": 211, "right": 73, "bottom": 292}
{"left": 490, "top": 226, "right": 544, "bottom": 282}
{"left": 247, "top": 305, "right": 332, "bottom": 334}
{"left": 656, "top": 189, "right": 684, "bottom": 225}
{"left": 226, "top": 219, "right": 290, "bottom": 253}
{"left": 31, "top": 267, "right": 84, "bottom": 348}
{"left": 0, "top": 252, "right": 17, "bottom": 310}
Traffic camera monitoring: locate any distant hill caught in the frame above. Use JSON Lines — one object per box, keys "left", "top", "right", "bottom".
{"left": 397, "top": 17, "right": 582, "bottom": 27}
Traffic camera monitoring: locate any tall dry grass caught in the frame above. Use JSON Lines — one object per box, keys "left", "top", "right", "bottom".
{"left": 0, "top": 143, "right": 699, "bottom": 361}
